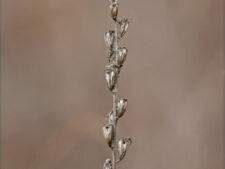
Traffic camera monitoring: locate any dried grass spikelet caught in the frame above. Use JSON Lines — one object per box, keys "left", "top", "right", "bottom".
{"left": 116, "top": 47, "right": 127, "bottom": 66}
{"left": 119, "top": 18, "right": 129, "bottom": 38}
{"left": 104, "top": 30, "right": 115, "bottom": 49}
{"left": 108, "top": 111, "right": 117, "bottom": 124}
{"left": 102, "top": 124, "right": 114, "bottom": 148}
{"left": 105, "top": 66, "right": 117, "bottom": 91}
{"left": 109, "top": 2, "right": 118, "bottom": 21}
{"left": 118, "top": 137, "right": 132, "bottom": 161}
{"left": 116, "top": 99, "right": 128, "bottom": 118}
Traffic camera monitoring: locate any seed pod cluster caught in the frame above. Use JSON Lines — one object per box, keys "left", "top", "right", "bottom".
{"left": 102, "top": 1, "right": 132, "bottom": 169}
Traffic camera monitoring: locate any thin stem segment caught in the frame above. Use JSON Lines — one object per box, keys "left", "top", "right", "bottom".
{"left": 112, "top": 21, "right": 119, "bottom": 169}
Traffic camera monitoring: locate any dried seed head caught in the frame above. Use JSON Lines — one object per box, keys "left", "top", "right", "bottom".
{"left": 116, "top": 47, "right": 128, "bottom": 66}
{"left": 103, "top": 0, "right": 132, "bottom": 166}
{"left": 102, "top": 124, "right": 114, "bottom": 148}
{"left": 109, "top": 2, "right": 118, "bottom": 21}
{"left": 104, "top": 31, "right": 115, "bottom": 49}
{"left": 118, "top": 137, "right": 132, "bottom": 161}
{"left": 108, "top": 111, "right": 117, "bottom": 124}
{"left": 117, "top": 99, "right": 128, "bottom": 118}
{"left": 105, "top": 68, "right": 117, "bottom": 91}
{"left": 119, "top": 18, "right": 129, "bottom": 38}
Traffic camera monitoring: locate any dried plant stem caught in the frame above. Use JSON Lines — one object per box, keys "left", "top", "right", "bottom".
{"left": 112, "top": 93, "right": 117, "bottom": 169}
{"left": 103, "top": 1, "right": 131, "bottom": 169}
{"left": 112, "top": 94, "right": 116, "bottom": 169}
{"left": 112, "top": 22, "right": 118, "bottom": 169}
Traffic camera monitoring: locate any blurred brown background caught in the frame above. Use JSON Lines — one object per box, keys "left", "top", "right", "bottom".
{"left": 1, "top": 0, "right": 224, "bottom": 169}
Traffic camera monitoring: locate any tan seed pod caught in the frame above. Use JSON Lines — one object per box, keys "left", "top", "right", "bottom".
{"left": 118, "top": 137, "right": 132, "bottom": 161}
{"left": 102, "top": 124, "right": 114, "bottom": 148}
{"left": 116, "top": 47, "right": 128, "bottom": 66}
{"left": 119, "top": 18, "right": 129, "bottom": 38}
{"left": 104, "top": 31, "right": 115, "bottom": 49}
{"left": 105, "top": 68, "right": 117, "bottom": 91}
{"left": 116, "top": 99, "right": 128, "bottom": 118}
{"left": 109, "top": 2, "right": 118, "bottom": 21}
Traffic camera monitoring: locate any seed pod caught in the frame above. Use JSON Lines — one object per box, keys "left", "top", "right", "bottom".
{"left": 108, "top": 111, "right": 117, "bottom": 124}
{"left": 116, "top": 99, "right": 127, "bottom": 118}
{"left": 103, "top": 158, "right": 112, "bottom": 169}
{"left": 109, "top": 2, "right": 118, "bottom": 21}
{"left": 102, "top": 124, "right": 114, "bottom": 148}
{"left": 116, "top": 47, "right": 127, "bottom": 66}
{"left": 105, "top": 68, "right": 117, "bottom": 91}
{"left": 119, "top": 18, "right": 129, "bottom": 38}
{"left": 118, "top": 137, "right": 132, "bottom": 161}
{"left": 104, "top": 31, "right": 115, "bottom": 49}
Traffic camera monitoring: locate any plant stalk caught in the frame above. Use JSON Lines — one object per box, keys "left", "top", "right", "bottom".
{"left": 112, "top": 21, "right": 119, "bottom": 169}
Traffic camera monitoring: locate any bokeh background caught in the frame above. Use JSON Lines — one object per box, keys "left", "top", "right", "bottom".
{"left": 1, "top": 0, "right": 224, "bottom": 169}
